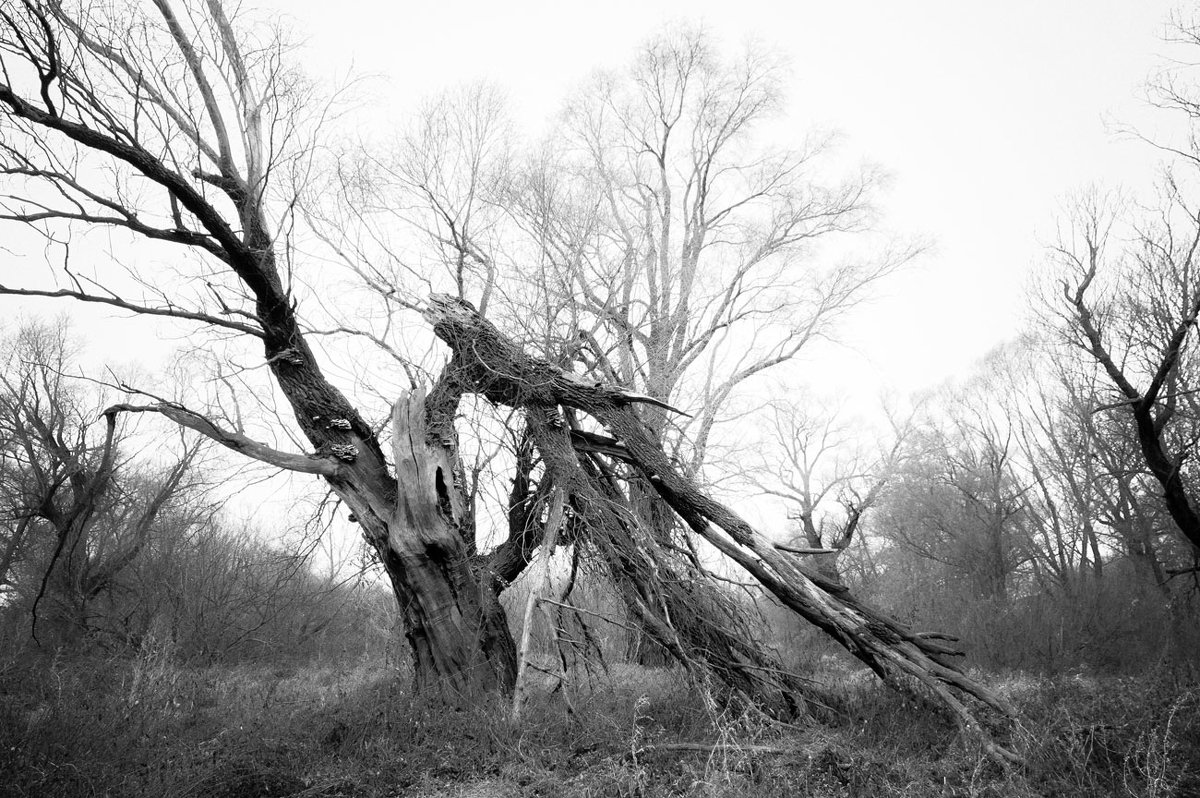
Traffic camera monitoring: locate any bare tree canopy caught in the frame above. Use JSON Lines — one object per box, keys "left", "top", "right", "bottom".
{"left": 1055, "top": 188, "right": 1200, "bottom": 556}
{"left": 0, "top": 0, "right": 1021, "bottom": 761}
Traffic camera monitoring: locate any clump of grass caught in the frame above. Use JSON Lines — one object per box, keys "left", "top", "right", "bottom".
{"left": 1011, "top": 668, "right": 1200, "bottom": 797}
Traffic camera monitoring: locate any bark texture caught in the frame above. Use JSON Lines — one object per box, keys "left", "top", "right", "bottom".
{"left": 390, "top": 388, "right": 515, "bottom": 693}
{"left": 424, "top": 294, "right": 1018, "bottom": 760}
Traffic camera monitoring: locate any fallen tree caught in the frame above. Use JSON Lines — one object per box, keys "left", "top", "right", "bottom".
{"left": 0, "top": 0, "right": 1016, "bottom": 762}
{"left": 423, "top": 294, "right": 1018, "bottom": 761}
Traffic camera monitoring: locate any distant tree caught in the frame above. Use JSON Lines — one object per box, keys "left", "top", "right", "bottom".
{"left": 754, "top": 397, "right": 911, "bottom": 585}
{"left": 1004, "top": 349, "right": 1108, "bottom": 592}
{"left": 0, "top": 320, "right": 203, "bottom": 645}
{"left": 876, "top": 374, "right": 1037, "bottom": 604}
{"left": 518, "top": 29, "right": 918, "bottom": 471}
{"left": 1055, "top": 188, "right": 1200, "bottom": 562}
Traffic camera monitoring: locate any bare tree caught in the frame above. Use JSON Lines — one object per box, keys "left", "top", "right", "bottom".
{"left": 0, "top": 3, "right": 1020, "bottom": 757}
{"left": 513, "top": 29, "right": 918, "bottom": 472}
{"left": 1045, "top": 11, "right": 1200, "bottom": 577}
{"left": 0, "top": 0, "right": 521, "bottom": 693}
{"left": 755, "top": 397, "right": 910, "bottom": 585}
{"left": 0, "top": 320, "right": 204, "bottom": 645}
{"left": 1055, "top": 188, "right": 1200, "bottom": 557}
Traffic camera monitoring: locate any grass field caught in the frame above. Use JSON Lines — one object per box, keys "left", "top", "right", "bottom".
{"left": 2, "top": 648, "right": 1197, "bottom": 797}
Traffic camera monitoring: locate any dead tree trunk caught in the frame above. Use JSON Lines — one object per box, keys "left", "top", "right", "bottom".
{"left": 511, "top": 488, "right": 566, "bottom": 721}
{"left": 0, "top": 2, "right": 531, "bottom": 699}
{"left": 424, "top": 294, "right": 1018, "bottom": 760}
{"left": 388, "top": 387, "right": 517, "bottom": 693}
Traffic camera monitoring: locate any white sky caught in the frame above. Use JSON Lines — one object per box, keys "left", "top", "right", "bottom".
{"left": 0, "top": 0, "right": 1188, "bottom": 538}
{"left": 4, "top": 1, "right": 1180, "bottom": 392}
{"left": 277, "top": 0, "right": 1181, "bottom": 395}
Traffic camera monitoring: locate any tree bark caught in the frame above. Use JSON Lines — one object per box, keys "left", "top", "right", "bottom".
{"left": 511, "top": 488, "right": 565, "bottom": 721}
{"left": 424, "top": 294, "right": 1018, "bottom": 761}
{"left": 388, "top": 388, "right": 516, "bottom": 694}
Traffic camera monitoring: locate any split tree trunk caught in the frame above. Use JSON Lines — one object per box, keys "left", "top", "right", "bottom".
{"left": 423, "top": 294, "right": 1018, "bottom": 760}
{"left": 387, "top": 387, "right": 516, "bottom": 694}
{"left": 0, "top": 23, "right": 523, "bottom": 701}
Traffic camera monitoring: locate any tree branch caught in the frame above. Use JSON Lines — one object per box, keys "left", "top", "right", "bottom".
{"left": 0, "top": 284, "right": 265, "bottom": 338}
{"left": 104, "top": 402, "right": 339, "bottom": 476}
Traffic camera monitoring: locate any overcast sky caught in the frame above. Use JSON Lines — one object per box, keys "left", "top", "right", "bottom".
{"left": 4, "top": 1, "right": 1183, "bottom": 396}
{"left": 268, "top": 0, "right": 1182, "bottom": 398}
{"left": 1, "top": 1, "right": 1190, "bottom": 539}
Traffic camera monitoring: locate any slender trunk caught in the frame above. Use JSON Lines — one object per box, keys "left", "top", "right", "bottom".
{"left": 1083, "top": 520, "right": 1104, "bottom": 581}
{"left": 512, "top": 489, "right": 565, "bottom": 721}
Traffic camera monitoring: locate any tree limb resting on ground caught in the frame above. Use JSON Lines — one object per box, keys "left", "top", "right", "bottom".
{"left": 423, "top": 292, "right": 1021, "bottom": 764}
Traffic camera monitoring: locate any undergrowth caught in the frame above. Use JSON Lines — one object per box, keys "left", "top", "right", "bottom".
{"left": 1, "top": 648, "right": 1197, "bottom": 797}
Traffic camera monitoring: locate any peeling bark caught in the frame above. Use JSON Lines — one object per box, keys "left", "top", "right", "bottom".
{"left": 512, "top": 488, "right": 565, "bottom": 721}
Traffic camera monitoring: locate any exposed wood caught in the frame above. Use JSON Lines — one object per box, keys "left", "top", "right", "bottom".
{"left": 511, "top": 488, "right": 565, "bottom": 722}
{"left": 425, "top": 293, "right": 1020, "bottom": 763}
{"left": 776, "top": 544, "right": 841, "bottom": 556}
{"left": 390, "top": 388, "right": 513, "bottom": 694}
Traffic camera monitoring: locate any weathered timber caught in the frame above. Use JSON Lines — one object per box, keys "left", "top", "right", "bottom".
{"left": 424, "top": 293, "right": 1019, "bottom": 762}
{"left": 391, "top": 388, "right": 517, "bottom": 693}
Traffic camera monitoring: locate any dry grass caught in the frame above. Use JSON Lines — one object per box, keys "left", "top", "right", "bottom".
{"left": 1, "top": 648, "right": 1197, "bottom": 797}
